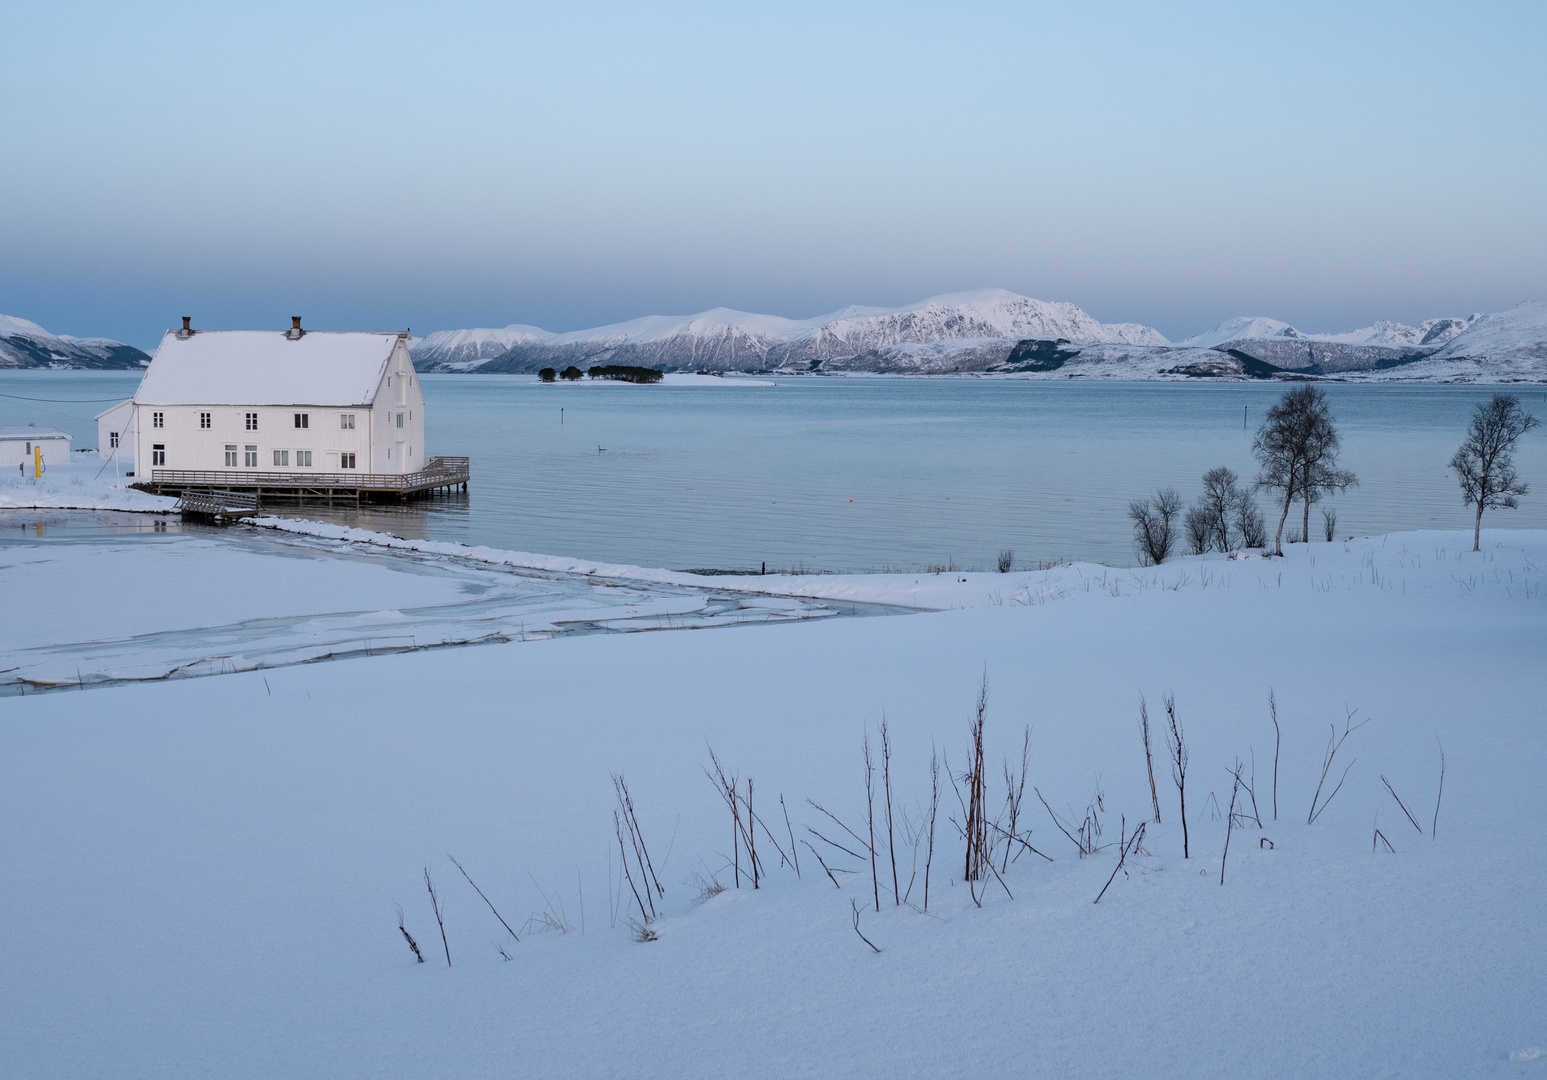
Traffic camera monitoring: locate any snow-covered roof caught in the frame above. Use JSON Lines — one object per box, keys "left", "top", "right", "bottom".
{"left": 134, "top": 330, "right": 405, "bottom": 407}
{"left": 0, "top": 426, "right": 70, "bottom": 441}
{"left": 95, "top": 399, "right": 134, "bottom": 422}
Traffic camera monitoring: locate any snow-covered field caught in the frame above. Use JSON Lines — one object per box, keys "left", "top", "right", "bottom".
{"left": 3, "top": 525, "right": 1545, "bottom": 1078}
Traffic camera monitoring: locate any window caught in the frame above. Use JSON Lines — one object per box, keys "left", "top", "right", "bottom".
{"left": 151, "top": 444, "right": 166, "bottom": 466}
{"left": 296, "top": 450, "right": 312, "bottom": 467}
{"left": 152, "top": 411, "right": 164, "bottom": 429}
{"left": 200, "top": 412, "right": 211, "bottom": 429}
{"left": 109, "top": 432, "right": 119, "bottom": 448}
{"left": 294, "top": 413, "right": 309, "bottom": 429}
{"left": 396, "top": 412, "right": 404, "bottom": 429}
{"left": 244, "top": 445, "right": 258, "bottom": 467}
{"left": 340, "top": 414, "right": 355, "bottom": 430}
{"left": 273, "top": 449, "right": 289, "bottom": 466}
{"left": 245, "top": 413, "right": 258, "bottom": 431}
{"left": 340, "top": 452, "right": 356, "bottom": 469}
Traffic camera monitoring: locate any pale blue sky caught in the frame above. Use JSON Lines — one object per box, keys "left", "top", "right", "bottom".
{"left": 3, "top": 1, "right": 1544, "bottom": 347}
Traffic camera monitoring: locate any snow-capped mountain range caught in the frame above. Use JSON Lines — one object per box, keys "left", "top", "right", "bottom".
{"left": 412, "top": 290, "right": 1167, "bottom": 374}
{"left": 411, "top": 290, "right": 1547, "bottom": 382}
{"left": 0, "top": 315, "right": 150, "bottom": 369}
{"left": 6, "top": 293, "right": 1544, "bottom": 382}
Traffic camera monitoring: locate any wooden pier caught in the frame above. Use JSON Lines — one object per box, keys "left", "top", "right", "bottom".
{"left": 137, "top": 456, "right": 470, "bottom": 506}
{"left": 174, "top": 489, "right": 261, "bottom": 522}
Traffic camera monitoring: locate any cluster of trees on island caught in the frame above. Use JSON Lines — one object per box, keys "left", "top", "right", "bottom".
{"left": 538, "top": 365, "right": 664, "bottom": 384}
{"left": 1128, "top": 386, "right": 1539, "bottom": 564}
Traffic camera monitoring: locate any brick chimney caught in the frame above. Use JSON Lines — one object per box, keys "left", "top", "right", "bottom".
{"left": 177, "top": 316, "right": 194, "bottom": 340}
{"left": 286, "top": 316, "right": 305, "bottom": 341}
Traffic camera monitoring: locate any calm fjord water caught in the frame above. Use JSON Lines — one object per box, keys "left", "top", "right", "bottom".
{"left": 7, "top": 372, "right": 1545, "bottom": 571}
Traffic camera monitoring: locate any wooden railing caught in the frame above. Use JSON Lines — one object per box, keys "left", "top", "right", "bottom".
{"left": 150, "top": 456, "right": 470, "bottom": 492}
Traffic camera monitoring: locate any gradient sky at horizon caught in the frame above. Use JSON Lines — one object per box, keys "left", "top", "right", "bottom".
{"left": 3, "top": 0, "right": 1545, "bottom": 349}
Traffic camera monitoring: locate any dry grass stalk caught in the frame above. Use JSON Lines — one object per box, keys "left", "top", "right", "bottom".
{"left": 1139, "top": 695, "right": 1162, "bottom": 824}
{"left": 881, "top": 718, "right": 899, "bottom": 906}
{"left": 1308, "top": 708, "right": 1369, "bottom": 824}
{"left": 800, "top": 839, "right": 843, "bottom": 888}
{"left": 1269, "top": 690, "right": 1281, "bottom": 821}
{"left": 447, "top": 853, "right": 519, "bottom": 942}
{"left": 850, "top": 898, "right": 881, "bottom": 953}
{"left": 1093, "top": 819, "right": 1147, "bottom": 904}
{"left": 1001, "top": 726, "right": 1031, "bottom": 872}
{"left": 924, "top": 748, "right": 939, "bottom": 911}
{"left": 1433, "top": 741, "right": 1445, "bottom": 839}
{"left": 424, "top": 865, "right": 451, "bottom": 967}
{"left": 962, "top": 674, "right": 990, "bottom": 884}
{"left": 1220, "top": 772, "right": 1241, "bottom": 885}
{"left": 864, "top": 732, "right": 880, "bottom": 912}
{"left": 396, "top": 905, "right": 425, "bottom": 963}
{"left": 612, "top": 773, "right": 663, "bottom": 924}
{"left": 1379, "top": 774, "right": 1423, "bottom": 833}
{"left": 1163, "top": 694, "right": 1189, "bottom": 858}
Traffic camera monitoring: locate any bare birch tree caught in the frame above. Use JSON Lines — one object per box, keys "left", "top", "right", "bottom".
{"left": 1253, "top": 386, "right": 1354, "bottom": 555}
{"left": 1449, "top": 394, "right": 1540, "bottom": 551}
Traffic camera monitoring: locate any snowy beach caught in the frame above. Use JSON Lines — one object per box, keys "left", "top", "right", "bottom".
{"left": 2, "top": 517, "right": 1544, "bottom": 1078}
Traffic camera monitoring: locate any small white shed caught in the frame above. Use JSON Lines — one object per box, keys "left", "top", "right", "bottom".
{"left": 1, "top": 426, "right": 72, "bottom": 471}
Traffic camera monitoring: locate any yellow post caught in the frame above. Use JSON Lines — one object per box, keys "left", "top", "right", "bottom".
{"left": 34, "top": 445, "right": 42, "bottom": 478}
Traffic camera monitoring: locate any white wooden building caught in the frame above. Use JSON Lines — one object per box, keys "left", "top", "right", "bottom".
{"left": 1, "top": 426, "right": 72, "bottom": 470}
{"left": 110, "top": 317, "right": 429, "bottom": 481}
{"left": 95, "top": 398, "right": 136, "bottom": 467}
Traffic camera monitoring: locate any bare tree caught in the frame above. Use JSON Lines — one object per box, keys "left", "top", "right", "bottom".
{"left": 1254, "top": 386, "right": 1356, "bottom": 556}
{"left": 1128, "top": 487, "right": 1183, "bottom": 565}
{"left": 1184, "top": 467, "right": 1265, "bottom": 553}
{"left": 1194, "top": 467, "right": 1242, "bottom": 552}
{"left": 1449, "top": 393, "right": 1540, "bottom": 551}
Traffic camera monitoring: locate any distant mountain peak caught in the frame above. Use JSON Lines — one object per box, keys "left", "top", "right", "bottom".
{"left": 0, "top": 315, "right": 150, "bottom": 370}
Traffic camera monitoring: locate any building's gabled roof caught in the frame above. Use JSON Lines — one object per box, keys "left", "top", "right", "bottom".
{"left": 0, "top": 426, "right": 71, "bottom": 441}
{"left": 95, "top": 398, "right": 134, "bottom": 422}
{"left": 133, "top": 330, "right": 405, "bottom": 407}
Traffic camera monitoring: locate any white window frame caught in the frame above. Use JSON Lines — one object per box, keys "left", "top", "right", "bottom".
{"left": 296, "top": 450, "right": 312, "bottom": 467}
{"left": 340, "top": 414, "right": 355, "bottom": 430}
{"left": 245, "top": 412, "right": 258, "bottom": 431}
{"left": 244, "top": 445, "right": 258, "bottom": 467}
{"left": 199, "top": 412, "right": 211, "bottom": 429}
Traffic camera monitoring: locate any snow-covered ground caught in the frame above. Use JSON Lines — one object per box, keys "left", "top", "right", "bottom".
{"left": 2, "top": 526, "right": 1545, "bottom": 1078}
{"left": 0, "top": 456, "right": 174, "bottom": 511}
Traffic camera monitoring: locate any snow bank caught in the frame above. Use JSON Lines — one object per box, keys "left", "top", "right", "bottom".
{"left": 0, "top": 457, "right": 174, "bottom": 511}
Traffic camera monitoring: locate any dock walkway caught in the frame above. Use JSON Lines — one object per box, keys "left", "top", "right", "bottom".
{"left": 137, "top": 456, "right": 469, "bottom": 506}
